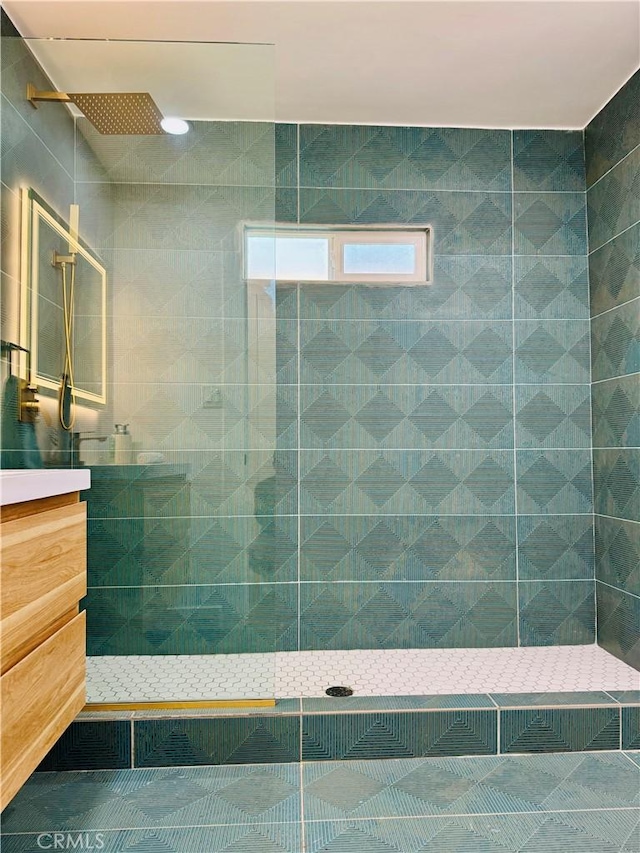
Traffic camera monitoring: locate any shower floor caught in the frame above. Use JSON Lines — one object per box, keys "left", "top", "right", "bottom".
{"left": 86, "top": 644, "right": 639, "bottom": 703}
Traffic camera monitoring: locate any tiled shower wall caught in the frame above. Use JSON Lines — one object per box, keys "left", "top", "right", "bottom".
{"left": 0, "top": 15, "right": 113, "bottom": 465}
{"left": 1, "top": 15, "right": 75, "bottom": 399}
{"left": 279, "top": 125, "right": 594, "bottom": 650}
{"left": 84, "top": 121, "right": 596, "bottom": 655}
{"left": 586, "top": 69, "right": 640, "bottom": 668}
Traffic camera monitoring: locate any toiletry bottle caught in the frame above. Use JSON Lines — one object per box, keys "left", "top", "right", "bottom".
{"left": 113, "top": 423, "right": 132, "bottom": 464}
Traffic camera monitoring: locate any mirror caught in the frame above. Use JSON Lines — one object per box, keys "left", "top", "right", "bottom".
{"left": 21, "top": 187, "right": 107, "bottom": 405}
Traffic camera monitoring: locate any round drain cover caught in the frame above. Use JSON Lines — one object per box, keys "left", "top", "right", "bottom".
{"left": 325, "top": 686, "right": 353, "bottom": 697}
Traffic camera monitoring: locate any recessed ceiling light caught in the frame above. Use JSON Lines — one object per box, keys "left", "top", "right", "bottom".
{"left": 161, "top": 117, "right": 189, "bottom": 135}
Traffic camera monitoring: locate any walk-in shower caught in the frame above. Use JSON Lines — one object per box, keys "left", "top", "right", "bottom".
{"left": 1, "top": 32, "right": 638, "bottom": 719}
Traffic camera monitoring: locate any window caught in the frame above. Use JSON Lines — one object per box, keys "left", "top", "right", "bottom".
{"left": 245, "top": 225, "right": 432, "bottom": 284}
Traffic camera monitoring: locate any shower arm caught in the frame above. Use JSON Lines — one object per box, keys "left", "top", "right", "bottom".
{"left": 26, "top": 83, "right": 73, "bottom": 107}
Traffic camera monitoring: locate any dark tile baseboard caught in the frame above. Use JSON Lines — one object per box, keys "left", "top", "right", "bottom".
{"left": 36, "top": 691, "right": 639, "bottom": 771}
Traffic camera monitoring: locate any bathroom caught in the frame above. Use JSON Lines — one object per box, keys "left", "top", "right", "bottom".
{"left": 0, "top": 0, "right": 638, "bottom": 849}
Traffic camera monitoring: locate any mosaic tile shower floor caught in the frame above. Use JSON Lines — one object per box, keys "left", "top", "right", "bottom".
{"left": 87, "top": 645, "right": 640, "bottom": 702}
{"left": 2, "top": 752, "right": 639, "bottom": 851}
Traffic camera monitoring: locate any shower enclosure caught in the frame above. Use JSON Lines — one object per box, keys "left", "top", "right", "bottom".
{"left": 1, "top": 28, "right": 638, "bottom": 713}
{"left": 1, "top": 34, "right": 284, "bottom": 703}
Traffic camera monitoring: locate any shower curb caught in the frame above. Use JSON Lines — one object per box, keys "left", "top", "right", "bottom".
{"left": 37, "top": 692, "right": 640, "bottom": 771}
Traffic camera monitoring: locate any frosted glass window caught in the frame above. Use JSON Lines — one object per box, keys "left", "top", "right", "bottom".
{"left": 246, "top": 236, "right": 329, "bottom": 281}
{"left": 245, "top": 226, "right": 431, "bottom": 284}
{"left": 343, "top": 243, "right": 416, "bottom": 275}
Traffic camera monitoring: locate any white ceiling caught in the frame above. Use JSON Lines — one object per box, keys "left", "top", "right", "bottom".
{"left": 5, "top": 0, "right": 640, "bottom": 128}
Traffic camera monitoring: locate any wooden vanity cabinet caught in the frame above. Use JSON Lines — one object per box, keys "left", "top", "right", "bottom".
{"left": 0, "top": 492, "right": 87, "bottom": 810}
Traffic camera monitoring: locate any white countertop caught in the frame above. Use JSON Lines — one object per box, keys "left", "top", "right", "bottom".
{"left": 0, "top": 469, "right": 91, "bottom": 506}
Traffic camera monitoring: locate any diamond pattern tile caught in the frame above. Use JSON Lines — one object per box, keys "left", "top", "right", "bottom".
{"left": 1, "top": 764, "right": 301, "bottom": 831}
{"left": 300, "top": 320, "right": 513, "bottom": 384}
{"left": 515, "top": 320, "right": 591, "bottom": 383}
{"left": 299, "top": 582, "right": 518, "bottom": 650}
{"left": 304, "top": 812, "right": 640, "bottom": 853}
{"left": 593, "top": 449, "right": 640, "bottom": 521}
{"left": 519, "top": 581, "right": 595, "bottom": 646}
{"left": 301, "top": 710, "right": 497, "bottom": 761}
{"left": 518, "top": 515, "right": 594, "bottom": 580}
{"left": 592, "top": 374, "right": 640, "bottom": 449}
{"left": 1, "top": 34, "right": 76, "bottom": 176}
{"left": 88, "top": 514, "right": 298, "bottom": 587}
{"left": 37, "top": 721, "right": 131, "bottom": 771}
{"left": 514, "top": 192, "right": 587, "bottom": 255}
{"left": 0, "top": 825, "right": 302, "bottom": 852}
{"left": 596, "top": 582, "right": 640, "bottom": 669}
{"left": 513, "top": 130, "right": 585, "bottom": 192}
{"left": 514, "top": 256, "right": 589, "bottom": 319}
{"left": 585, "top": 68, "right": 640, "bottom": 186}
{"left": 591, "top": 301, "right": 640, "bottom": 382}
{"left": 517, "top": 450, "right": 593, "bottom": 514}
{"left": 589, "top": 223, "right": 640, "bottom": 316}
{"left": 300, "top": 515, "right": 516, "bottom": 581}
{"left": 300, "top": 385, "right": 513, "bottom": 449}
{"left": 86, "top": 450, "right": 297, "bottom": 519}
{"left": 299, "top": 125, "right": 511, "bottom": 191}
{"left": 85, "top": 182, "right": 276, "bottom": 251}
{"left": 299, "top": 257, "right": 513, "bottom": 321}
{"left": 587, "top": 146, "right": 640, "bottom": 252}
{"left": 299, "top": 188, "right": 512, "bottom": 254}
{"left": 595, "top": 515, "right": 640, "bottom": 596}
{"left": 501, "top": 708, "right": 619, "bottom": 753}
{"left": 134, "top": 717, "right": 301, "bottom": 766}
{"left": 300, "top": 449, "right": 515, "bottom": 514}
{"left": 77, "top": 118, "right": 277, "bottom": 186}
{"left": 85, "top": 583, "right": 298, "bottom": 656}
{"left": 303, "top": 752, "right": 639, "bottom": 820}
{"left": 515, "top": 385, "right": 591, "bottom": 448}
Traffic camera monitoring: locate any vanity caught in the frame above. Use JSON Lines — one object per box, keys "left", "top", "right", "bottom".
{"left": 0, "top": 469, "right": 90, "bottom": 809}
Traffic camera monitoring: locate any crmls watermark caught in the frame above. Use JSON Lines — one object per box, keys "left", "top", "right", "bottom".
{"left": 36, "top": 833, "right": 105, "bottom": 850}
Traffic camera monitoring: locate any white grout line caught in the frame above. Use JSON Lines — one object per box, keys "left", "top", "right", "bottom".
{"left": 297, "top": 280, "right": 302, "bottom": 654}
{"left": 510, "top": 131, "right": 521, "bottom": 648}
{"left": 1, "top": 93, "right": 75, "bottom": 183}
{"left": 5, "top": 806, "right": 640, "bottom": 839}
{"left": 590, "top": 295, "right": 640, "bottom": 322}
{"left": 87, "top": 579, "right": 599, "bottom": 591}
{"left": 586, "top": 141, "right": 640, "bottom": 192}
{"left": 621, "top": 752, "right": 640, "bottom": 768}
{"left": 601, "top": 690, "right": 622, "bottom": 704}
{"left": 619, "top": 706, "right": 623, "bottom": 751}
{"left": 301, "top": 807, "right": 640, "bottom": 823}
{"left": 594, "top": 514, "right": 640, "bottom": 525}
{"left": 592, "top": 371, "right": 640, "bottom": 386}
{"left": 86, "top": 512, "right": 597, "bottom": 521}
{"left": 588, "top": 218, "right": 640, "bottom": 255}
{"left": 596, "top": 580, "right": 640, "bottom": 601}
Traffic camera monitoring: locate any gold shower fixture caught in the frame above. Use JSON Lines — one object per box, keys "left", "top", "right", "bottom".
{"left": 27, "top": 83, "right": 165, "bottom": 135}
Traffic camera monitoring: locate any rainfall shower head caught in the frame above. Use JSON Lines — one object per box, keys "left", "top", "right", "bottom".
{"left": 27, "top": 83, "right": 164, "bottom": 135}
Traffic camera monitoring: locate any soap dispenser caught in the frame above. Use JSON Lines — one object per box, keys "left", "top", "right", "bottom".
{"left": 113, "top": 424, "right": 132, "bottom": 464}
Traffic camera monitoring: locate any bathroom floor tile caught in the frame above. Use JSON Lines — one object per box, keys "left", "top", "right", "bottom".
{"left": 0, "top": 764, "right": 301, "bottom": 833}
{"left": 0, "top": 823, "right": 303, "bottom": 853}
{"left": 303, "top": 811, "right": 640, "bottom": 853}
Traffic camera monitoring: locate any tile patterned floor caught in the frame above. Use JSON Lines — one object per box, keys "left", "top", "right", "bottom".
{"left": 87, "top": 645, "right": 640, "bottom": 702}
{"left": 2, "top": 752, "right": 639, "bottom": 851}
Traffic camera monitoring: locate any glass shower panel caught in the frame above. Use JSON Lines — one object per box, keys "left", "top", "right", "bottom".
{"left": 17, "top": 37, "right": 279, "bottom": 703}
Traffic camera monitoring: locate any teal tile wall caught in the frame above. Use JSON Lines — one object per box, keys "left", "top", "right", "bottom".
{"left": 586, "top": 69, "right": 640, "bottom": 670}
{"left": 0, "top": 31, "right": 77, "bottom": 407}
{"left": 1, "top": 27, "right": 113, "bottom": 464}
{"left": 79, "top": 117, "right": 595, "bottom": 658}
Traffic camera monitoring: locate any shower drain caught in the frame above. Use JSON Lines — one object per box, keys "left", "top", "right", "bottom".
{"left": 325, "top": 686, "right": 354, "bottom": 697}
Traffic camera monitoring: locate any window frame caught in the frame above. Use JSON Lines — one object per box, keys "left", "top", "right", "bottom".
{"left": 244, "top": 223, "right": 433, "bottom": 285}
